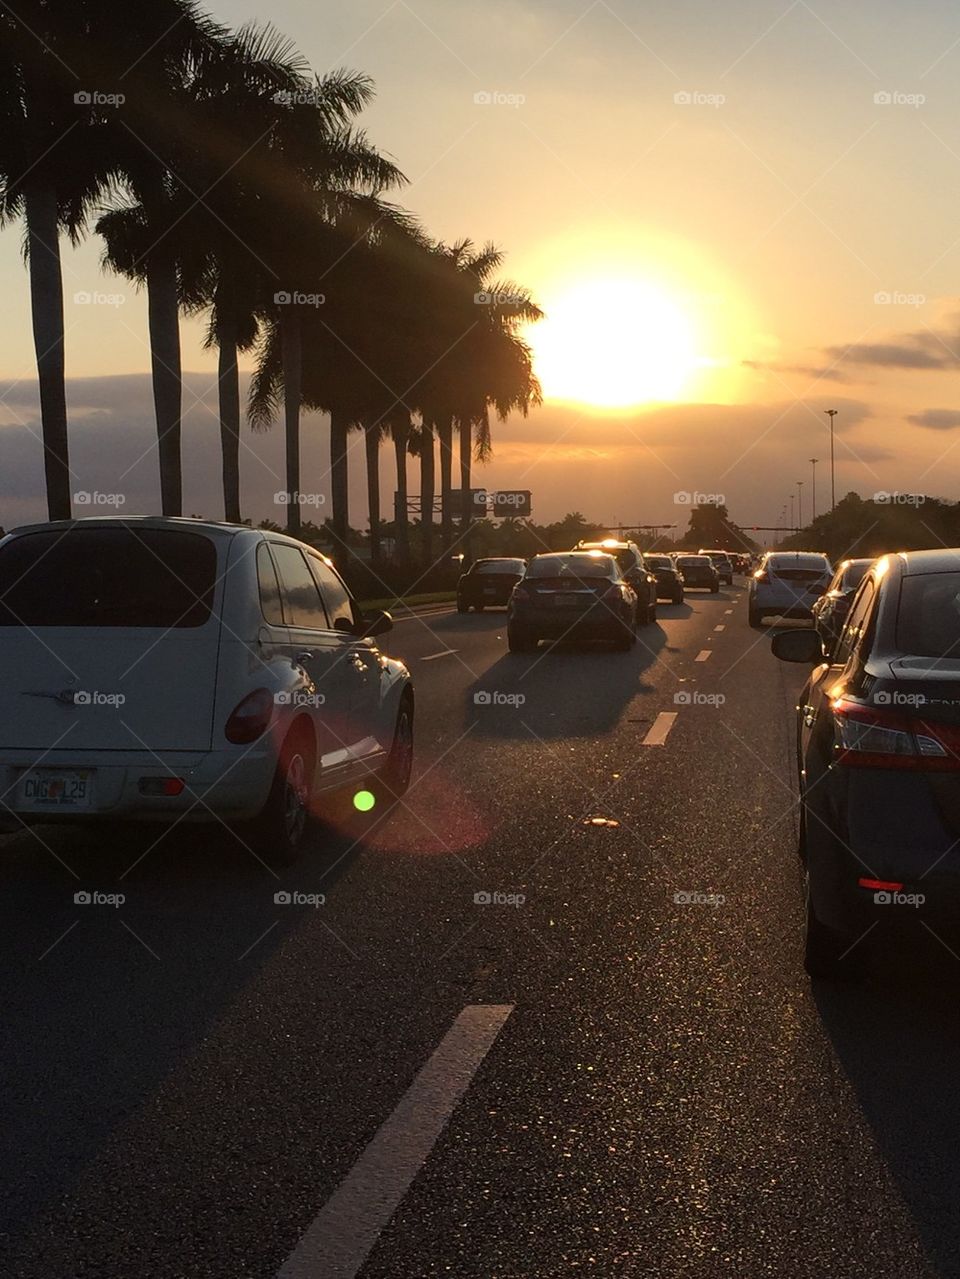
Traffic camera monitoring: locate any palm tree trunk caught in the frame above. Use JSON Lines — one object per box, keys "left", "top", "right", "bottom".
{"left": 330, "top": 408, "right": 349, "bottom": 551}
{"left": 364, "top": 423, "right": 381, "bottom": 566}
{"left": 280, "top": 307, "right": 301, "bottom": 536}
{"left": 392, "top": 416, "right": 410, "bottom": 566}
{"left": 420, "top": 425, "right": 435, "bottom": 568}
{"left": 459, "top": 416, "right": 473, "bottom": 563}
{"left": 216, "top": 311, "right": 241, "bottom": 523}
{"left": 438, "top": 415, "right": 454, "bottom": 551}
{"left": 146, "top": 255, "right": 183, "bottom": 516}
{"left": 24, "top": 182, "right": 71, "bottom": 520}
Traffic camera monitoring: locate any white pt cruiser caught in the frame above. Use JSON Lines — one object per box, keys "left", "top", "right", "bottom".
{"left": 0, "top": 518, "right": 414, "bottom": 863}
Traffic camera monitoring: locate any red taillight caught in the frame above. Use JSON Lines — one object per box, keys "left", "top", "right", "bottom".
{"left": 225, "top": 688, "right": 274, "bottom": 744}
{"left": 832, "top": 697, "right": 960, "bottom": 770}
{"left": 138, "top": 777, "right": 185, "bottom": 796}
{"left": 858, "top": 877, "right": 904, "bottom": 892}
{"left": 512, "top": 586, "right": 531, "bottom": 602}
{"left": 600, "top": 585, "right": 622, "bottom": 602}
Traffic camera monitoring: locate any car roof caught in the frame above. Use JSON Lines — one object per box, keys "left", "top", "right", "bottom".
{"left": 531, "top": 550, "right": 617, "bottom": 565}
{"left": 8, "top": 515, "right": 245, "bottom": 540}
{"left": 892, "top": 549, "right": 960, "bottom": 576}
{"left": 765, "top": 551, "right": 830, "bottom": 565}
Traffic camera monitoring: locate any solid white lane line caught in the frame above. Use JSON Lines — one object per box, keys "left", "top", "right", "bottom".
{"left": 714, "top": 625, "right": 725, "bottom": 632}
{"left": 421, "top": 649, "right": 459, "bottom": 661}
{"left": 642, "top": 711, "right": 678, "bottom": 746}
{"left": 695, "top": 650, "right": 712, "bottom": 662}
{"left": 277, "top": 1004, "right": 514, "bottom": 1279}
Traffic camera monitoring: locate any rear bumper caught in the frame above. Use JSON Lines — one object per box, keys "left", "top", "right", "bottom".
{"left": 509, "top": 605, "right": 628, "bottom": 639}
{"left": 0, "top": 744, "right": 276, "bottom": 828}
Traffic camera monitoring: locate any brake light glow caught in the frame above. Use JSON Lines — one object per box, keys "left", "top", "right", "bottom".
{"left": 858, "top": 877, "right": 904, "bottom": 892}
{"left": 225, "top": 688, "right": 274, "bottom": 744}
{"left": 138, "top": 777, "right": 185, "bottom": 796}
{"left": 832, "top": 697, "right": 960, "bottom": 770}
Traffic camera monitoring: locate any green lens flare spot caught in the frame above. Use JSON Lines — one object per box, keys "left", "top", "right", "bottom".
{"left": 353, "top": 789, "right": 376, "bottom": 813}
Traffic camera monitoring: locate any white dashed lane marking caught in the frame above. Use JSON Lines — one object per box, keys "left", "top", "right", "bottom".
{"left": 695, "top": 650, "right": 712, "bottom": 662}
{"left": 642, "top": 712, "right": 678, "bottom": 746}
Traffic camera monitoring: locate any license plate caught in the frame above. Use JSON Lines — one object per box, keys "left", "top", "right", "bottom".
{"left": 554, "top": 593, "right": 583, "bottom": 606}
{"left": 18, "top": 769, "right": 93, "bottom": 809}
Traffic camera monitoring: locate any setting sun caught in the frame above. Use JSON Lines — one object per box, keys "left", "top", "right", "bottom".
{"left": 529, "top": 276, "right": 703, "bottom": 409}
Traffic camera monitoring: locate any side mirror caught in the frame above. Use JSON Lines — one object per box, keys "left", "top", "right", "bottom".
{"left": 356, "top": 608, "right": 393, "bottom": 638}
{"left": 771, "top": 629, "right": 824, "bottom": 664}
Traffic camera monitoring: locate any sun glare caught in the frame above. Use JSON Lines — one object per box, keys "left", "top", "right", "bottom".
{"left": 529, "top": 277, "right": 702, "bottom": 409}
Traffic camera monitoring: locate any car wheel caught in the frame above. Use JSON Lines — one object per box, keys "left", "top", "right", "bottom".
{"left": 646, "top": 602, "right": 657, "bottom": 624}
{"left": 710, "top": 584, "right": 719, "bottom": 594}
{"left": 457, "top": 599, "right": 469, "bottom": 614}
{"left": 380, "top": 694, "right": 414, "bottom": 799}
{"left": 802, "top": 868, "right": 864, "bottom": 981}
{"left": 673, "top": 591, "right": 684, "bottom": 604}
{"left": 748, "top": 601, "right": 764, "bottom": 629}
{"left": 250, "top": 728, "right": 314, "bottom": 866}
{"left": 613, "top": 620, "right": 635, "bottom": 651}
{"left": 508, "top": 626, "right": 537, "bottom": 653}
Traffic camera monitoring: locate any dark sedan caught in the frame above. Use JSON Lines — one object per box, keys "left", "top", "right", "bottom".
{"left": 507, "top": 552, "right": 637, "bottom": 653}
{"left": 644, "top": 554, "right": 685, "bottom": 603}
{"left": 674, "top": 554, "right": 719, "bottom": 592}
{"left": 773, "top": 550, "right": 960, "bottom": 979}
{"left": 457, "top": 558, "right": 526, "bottom": 612}
{"left": 810, "top": 557, "right": 872, "bottom": 650}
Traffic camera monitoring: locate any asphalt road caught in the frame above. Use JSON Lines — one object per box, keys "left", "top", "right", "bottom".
{"left": 2, "top": 580, "right": 959, "bottom": 1277}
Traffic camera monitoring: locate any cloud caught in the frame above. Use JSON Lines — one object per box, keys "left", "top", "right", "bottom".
{"left": 824, "top": 311, "right": 960, "bottom": 371}
{"left": 905, "top": 409, "right": 960, "bottom": 431}
{"left": 741, "top": 359, "right": 850, "bottom": 383}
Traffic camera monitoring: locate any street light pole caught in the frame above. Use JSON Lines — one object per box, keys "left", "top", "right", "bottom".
{"left": 789, "top": 493, "right": 795, "bottom": 531}
{"left": 825, "top": 410, "right": 837, "bottom": 510}
{"left": 809, "top": 458, "right": 818, "bottom": 521}
{"left": 797, "top": 480, "right": 803, "bottom": 530}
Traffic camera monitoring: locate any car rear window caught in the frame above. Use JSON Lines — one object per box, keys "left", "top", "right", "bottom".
{"left": 646, "top": 557, "right": 672, "bottom": 569}
{"left": 527, "top": 555, "right": 615, "bottom": 579}
{"left": 0, "top": 527, "right": 217, "bottom": 627}
{"left": 678, "top": 557, "right": 708, "bottom": 567}
{"left": 897, "top": 573, "right": 960, "bottom": 658}
{"left": 475, "top": 560, "right": 524, "bottom": 574}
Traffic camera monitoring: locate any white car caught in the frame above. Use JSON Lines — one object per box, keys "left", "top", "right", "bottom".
{"left": 748, "top": 551, "right": 833, "bottom": 628}
{"left": 0, "top": 518, "right": 414, "bottom": 862}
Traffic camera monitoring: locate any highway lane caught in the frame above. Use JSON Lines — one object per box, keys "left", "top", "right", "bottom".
{"left": 1, "top": 580, "right": 959, "bottom": 1277}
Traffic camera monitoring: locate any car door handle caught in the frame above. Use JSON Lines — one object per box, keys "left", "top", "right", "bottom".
{"left": 294, "top": 650, "right": 315, "bottom": 665}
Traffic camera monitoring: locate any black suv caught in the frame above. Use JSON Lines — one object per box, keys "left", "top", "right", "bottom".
{"left": 575, "top": 540, "right": 658, "bottom": 624}
{"left": 643, "top": 554, "right": 685, "bottom": 604}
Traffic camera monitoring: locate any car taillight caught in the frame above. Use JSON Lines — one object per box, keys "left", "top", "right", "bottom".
{"left": 754, "top": 570, "right": 769, "bottom": 582}
{"left": 512, "top": 586, "right": 531, "bottom": 602}
{"left": 832, "top": 697, "right": 960, "bottom": 770}
{"left": 225, "top": 688, "right": 274, "bottom": 744}
{"left": 600, "top": 584, "right": 622, "bottom": 602}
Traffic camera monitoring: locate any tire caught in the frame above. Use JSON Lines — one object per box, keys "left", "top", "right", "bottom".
{"left": 457, "top": 599, "right": 469, "bottom": 614}
{"left": 710, "top": 584, "right": 719, "bottom": 594}
{"left": 646, "top": 602, "right": 657, "bottom": 624}
{"left": 613, "top": 620, "right": 635, "bottom": 651}
{"left": 803, "top": 870, "right": 864, "bottom": 981}
{"left": 249, "top": 728, "right": 314, "bottom": 866}
{"left": 380, "top": 695, "right": 414, "bottom": 799}
{"left": 673, "top": 592, "right": 683, "bottom": 605}
{"left": 508, "top": 626, "right": 537, "bottom": 653}
{"left": 748, "top": 601, "right": 764, "bottom": 629}
{"left": 476, "top": 604, "right": 485, "bottom": 613}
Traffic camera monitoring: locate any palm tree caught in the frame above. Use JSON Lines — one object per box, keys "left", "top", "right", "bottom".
{"left": 0, "top": 3, "right": 113, "bottom": 519}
